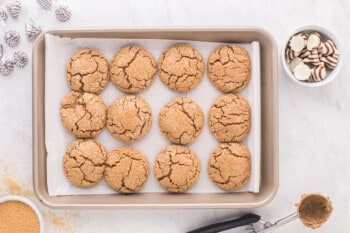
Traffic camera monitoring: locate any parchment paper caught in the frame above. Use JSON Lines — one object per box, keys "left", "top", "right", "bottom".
{"left": 45, "top": 34, "right": 261, "bottom": 196}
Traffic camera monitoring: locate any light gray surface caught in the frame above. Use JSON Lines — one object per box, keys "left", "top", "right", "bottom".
{"left": 0, "top": 0, "right": 349, "bottom": 232}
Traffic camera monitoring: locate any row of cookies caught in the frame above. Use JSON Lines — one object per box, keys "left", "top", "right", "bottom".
{"left": 160, "top": 94, "right": 251, "bottom": 144}
{"left": 62, "top": 139, "right": 251, "bottom": 193}
{"left": 66, "top": 44, "right": 251, "bottom": 95}
{"left": 60, "top": 93, "right": 251, "bottom": 144}
{"left": 205, "top": 45, "right": 253, "bottom": 191}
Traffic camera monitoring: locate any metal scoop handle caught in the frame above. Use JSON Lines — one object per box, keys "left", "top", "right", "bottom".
{"left": 187, "top": 213, "right": 261, "bottom": 233}
{"left": 256, "top": 212, "right": 299, "bottom": 233}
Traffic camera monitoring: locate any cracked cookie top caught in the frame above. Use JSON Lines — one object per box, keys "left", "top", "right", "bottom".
{"left": 158, "top": 44, "right": 204, "bottom": 92}
{"left": 208, "top": 45, "right": 251, "bottom": 93}
{"left": 110, "top": 46, "right": 156, "bottom": 94}
{"left": 158, "top": 97, "right": 204, "bottom": 145}
{"left": 208, "top": 143, "right": 251, "bottom": 191}
{"left": 208, "top": 94, "right": 251, "bottom": 142}
{"left": 104, "top": 146, "right": 149, "bottom": 193}
{"left": 66, "top": 49, "right": 109, "bottom": 94}
{"left": 60, "top": 91, "right": 107, "bottom": 138}
{"left": 62, "top": 139, "right": 107, "bottom": 188}
{"left": 106, "top": 96, "right": 152, "bottom": 142}
{"left": 154, "top": 145, "right": 200, "bottom": 193}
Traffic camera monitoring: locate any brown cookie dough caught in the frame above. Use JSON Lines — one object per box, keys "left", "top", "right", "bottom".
{"left": 158, "top": 44, "right": 204, "bottom": 92}
{"left": 208, "top": 45, "right": 251, "bottom": 93}
{"left": 296, "top": 193, "right": 333, "bottom": 229}
{"left": 66, "top": 49, "right": 109, "bottom": 94}
{"left": 110, "top": 46, "right": 156, "bottom": 94}
{"left": 104, "top": 147, "right": 149, "bottom": 193}
{"left": 62, "top": 139, "right": 107, "bottom": 188}
{"left": 106, "top": 95, "right": 152, "bottom": 142}
{"left": 60, "top": 91, "right": 107, "bottom": 138}
{"left": 208, "top": 143, "right": 251, "bottom": 191}
{"left": 158, "top": 97, "right": 204, "bottom": 145}
{"left": 154, "top": 145, "right": 200, "bottom": 193}
{"left": 208, "top": 94, "right": 251, "bottom": 142}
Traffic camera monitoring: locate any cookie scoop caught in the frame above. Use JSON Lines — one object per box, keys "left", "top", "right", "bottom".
{"left": 296, "top": 193, "right": 333, "bottom": 229}
{"left": 188, "top": 193, "right": 333, "bottom": 233}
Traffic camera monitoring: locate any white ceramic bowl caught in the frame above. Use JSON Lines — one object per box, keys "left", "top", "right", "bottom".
{"left": 281, "top": 25, "right": 343, "bottom": 87}
{"left": 0, "top": 195, "right": 45, "bottom": 233}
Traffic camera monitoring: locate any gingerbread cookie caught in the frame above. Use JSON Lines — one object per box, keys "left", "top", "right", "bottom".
{"left": 158, "top": 97, "right": 204, "bottom": 145}
{"left": 154, "top": 145, "right": 200, "bottom": 193}
{"left": 60, "top": 91, "right": 107, "bottom": 138}
{"left": 208, "top": 94, "right": 251, "bottom": 142}
{"left": 110, "top": 45, "right": 156, "bottom": 94}
{"left": 66, "top": 49, "right": 109, "bottom": 94}
{"left": 62, "top": 139, "right": 107, "bottom": 188}
{"left": 208, "top": 143, "right": 251, "bottom": 191}
{"left": 106, "top": 95, "right": 152, "bottom": 142}
{"left": 158, "top": 44, "right": 204, "bottom": 92}
{"left": 208, "top": 45, "right": 251, "bottom": 93}
{"left": 104, "top": 147, "right": 149, "bottom": 193}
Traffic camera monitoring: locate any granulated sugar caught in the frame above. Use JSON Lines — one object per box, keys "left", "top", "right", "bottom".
{"left": 0, "top": 200, "right": 40, "bottom": 233}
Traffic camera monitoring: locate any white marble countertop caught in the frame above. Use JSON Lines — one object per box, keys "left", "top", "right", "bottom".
{"left": 0, "top": 0, "right": 349, "bottom": 232}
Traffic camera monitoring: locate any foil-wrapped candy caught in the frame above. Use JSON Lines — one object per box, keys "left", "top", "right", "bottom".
{"left": 25, "top": 22, "right": 42, "bottom": 40}
{"left": 4, "top": 30, "right": 20, "bottom": 47}
{"left": 36, "top": 0, "right": 52, "bottom": 10}
{"left": 55, "top": 5, "right": 71, "bottom": 22}
{"left": 0, "top": 59, "right": 14, "bottom": 76}
{"left": 7, "top": 1, "right": 21, "bottom": 19}
{"left": 13, "top": 50, "right": 28, "bottom": 68}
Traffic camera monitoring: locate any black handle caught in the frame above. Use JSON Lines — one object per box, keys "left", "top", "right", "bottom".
{"left": 187, "top": 213, "right": 261, "bottom": 233}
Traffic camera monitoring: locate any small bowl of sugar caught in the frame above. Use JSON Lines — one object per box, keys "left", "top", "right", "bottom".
{"left": 0, "top": 195, "right": 45, "bottom": 233}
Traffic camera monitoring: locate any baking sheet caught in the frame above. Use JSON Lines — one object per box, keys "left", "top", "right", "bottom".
{"left": 45, "top": 34, "right": 261, "bottom": 196}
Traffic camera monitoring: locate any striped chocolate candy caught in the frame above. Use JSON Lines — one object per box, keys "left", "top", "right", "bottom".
{"left": 321, "top": 54, "right": 339, "bottom": 69}
{"left": 311, "top": 65, "right": 326, "bottom": 82}
{"left": 36, "top": 0, "right": 52, "bottom": 10}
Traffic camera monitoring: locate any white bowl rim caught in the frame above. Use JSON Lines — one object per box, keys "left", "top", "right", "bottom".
{"left": 0, "top": 195, "right": 45, "bottom": 233}
{"left": 281, "top": 24, "right": 343, "bottom": 87}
